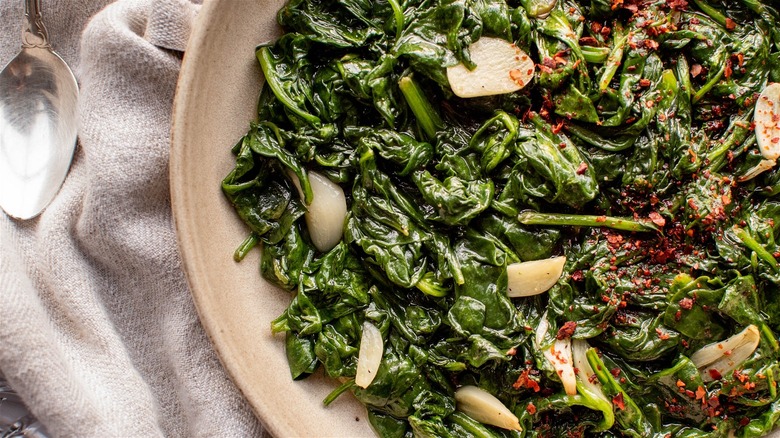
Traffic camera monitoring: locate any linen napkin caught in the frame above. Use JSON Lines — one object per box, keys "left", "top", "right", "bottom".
{"left": 0, "top": 1, "right": 266, "bottom": 436}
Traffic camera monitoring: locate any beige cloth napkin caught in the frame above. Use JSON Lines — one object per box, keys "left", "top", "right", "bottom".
{"left": 0, "top": 1, "right": 266, "bottom": 436}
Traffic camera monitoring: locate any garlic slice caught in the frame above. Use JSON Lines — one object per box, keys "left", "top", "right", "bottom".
{"left": 454, "top": 385, "right": 522, "bottom": 431}
{"left": 755, "top": 83, "right": 780, "bottom": 161}
{"left": 447, "top": 37, "right": 535, "bottom": 98}
{"left": 738, "top": 159, "right": 777, "bottom": 182}
{"left": 506, "top": 256, "right": 566, "bottom": 298}
{"left": 690, "top": 325, "right": 760, "bottom": 382}
{"left": 536, "top": 313, "right": 577, "bottom": 395}
{"left": 572, "top": 339, "right": 608, "bottom": 401}
{"left": 355, "top": 321, "right": 384, "bottom": 388}
{"left": 289, "top": 170, "right": 347, "bottom": 252}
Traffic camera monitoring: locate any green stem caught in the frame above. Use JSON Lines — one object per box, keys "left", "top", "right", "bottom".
{"left": 692, "top": 60, "right": 726, "bottom": 104}
{"left": 386, "top": 0, "right": 404, "bottom": 40}
{"left": 449, "top": 412, "right": 501, "bottom": 438}
{"left": 323, "top": 379, "right": 356, "bottom": 406}
{"left": 733, "top": 226, "right": 780, "bottom": 271}
{"left": 398, "top": 75, "right": 443, "bottom": 140}
{"left": 586, "top": 348, "right": 652, "bottom": 436}
{"left": 705, "top": 118, "right": 751, "bottom": 171}
{"left": 598, "top": 24, "right": 628, "bottom": 91}
{"left": 233, "top": 234, "right": 259, "bottom": 262}
{"left": 581, "top": 46, "right": 611, "bottom": 64}
{"left": 517, "top": 211, "right": 659, "bottom": 233}
{"left": 256, "top": 47, "right": 321, "bottom": 125}
{"left": 692, "top": 0, "right": 730, "bottom": 28}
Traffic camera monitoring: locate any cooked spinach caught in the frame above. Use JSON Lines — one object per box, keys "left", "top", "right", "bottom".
{"left": 223, "top": 0, "right": 780, "bottom": 436}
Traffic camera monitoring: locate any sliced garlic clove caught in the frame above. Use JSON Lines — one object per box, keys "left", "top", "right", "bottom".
{"left": 289, "top": 170, "right": 347, "bottom": 252}
{"left": 506, "top": 256, "right": 566, "bottom": 298}
{"left": 454, "top": 385, "right": 522, "bottom": 431}
{"left": 738, "top": 159, "right": 776, "bottom": 182}
{"left": 447, "top": 37, "right": 535, "bottom": 98}
{"left": 755, "top": 83, "right": 780, "bottom": 161}
{"left": 690, "top": 325, "right": 760, "bottom": 382}
{"left": 355, "top": 321, "right": 384, "bottom": 388}
{"left": 536, "top": 312, "right": 577, "bottom": 396}
{"left": 572, "top": 339, "right": 607, "bottom": 401}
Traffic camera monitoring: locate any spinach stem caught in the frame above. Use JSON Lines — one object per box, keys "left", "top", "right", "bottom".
{"left": 691, "top": 0, "right": 730, "bottom": 28}
{"left": 598, "top": 24, "right": 628, "bottom": 91}
{"left": 517, "top": 211, "right": 659, "bottom": 233}
{"left": 733, "top": 226, "right": 780, "bottom": 271}
{"left": 398, "top": 75, "right": 443, "bottom": 140}
{"left": 233, "top": 234, "right": 259, "bottom": 262}
{"left": 323, "top": 379, "right": 356, "bottom": 406}
{"left": 256, "top": 47, "right": 321, "bottom": 125}
{"left": 386, "top": 0, "right": 404, "bottom": 40}
{"left": 692, "top": 59, "right": 726, "bottom": 104}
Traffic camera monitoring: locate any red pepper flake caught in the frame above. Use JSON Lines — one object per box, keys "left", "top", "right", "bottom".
{"left": 595, "top": 215, "right": 607, "bottom": 223}
{"left": 678, "top": 297, "right": 694, "bottom": 310}
{"left": 649, "top": 212, "right": 666, "bottom": 227}
{"left": 734, "top": 370, "right": 749, "bottom": 383}
{"left": 557, "top": 321, "right": 578, "bottom": 340}
{"left": 655, "top": 328, "right": 670, "bottom": 340}
{"left": 639, "top": 78, "right": 651, "bottom": 87}
{"left": 708, "top": 369, "right": 723, "bottom": 380}
{"left": 676, "top": 379, "right": 686, "bottom": 388}
{"left": 513, "top": 368, "right": 541, "bottom": 392}
{"left": 579, "top": 36, "right": 600, "bottom": 46}
{"left": 643, "top": 39, "right": 659, "bottom": 50}
{"left": 576, "top": 162, "right": 589, "bottom": 175}
{"left": 691, "top": 64, "right": 703, "bottom": 78}
{"left": 606, "top": 233, "right": 624, "bottom": 246}
{"left": 526, "top": 402, "right": 537, "bottom": 415}
{"left": 509, "top": 69, "right": 526, "bottom": 87}
{"left": 612, "top": 393, "right": 626, "bottom": 410}
{"left": 610, "top": 368, "right": 621, "bottom": 378}
{"left": 740, "top": 417, "right": 751, "bottom": 427}
{"left": 725, "top": 17, "right": 736, "bottom": 31}
{"left": 666, "top": 0, "right": 688, "bottom": 10}
{"left": 506, "top": 347, "right": 517, "bottom": 356}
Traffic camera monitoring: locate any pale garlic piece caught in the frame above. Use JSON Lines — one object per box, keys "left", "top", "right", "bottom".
{"left": 750, "top": 83, "right": 780, "bottom": 179}
{"left": 690, "top": 325, "right": 760, "bottom": 383}
{"left": 506, "top": 256, "right": 566, "bottom": 297}
{"left": 355, "top": 321, "right": 384, "bottom": 388}
{"left": 447, "top": 37, "right": 535, "bottom": 98}
{"left": 289, "top": 170, "right": 347, "bottom": 252}
{"left": 572, "top": 340, "right": 606, "bottom": 398}
{"left": 536, "top": 313, "right": 577, "bottom": 395}
{"left": 738, "top": 159, "right": 777, "bottom": 182}
{"left": 454, "top": 385, "right": 522, "bottom": 431}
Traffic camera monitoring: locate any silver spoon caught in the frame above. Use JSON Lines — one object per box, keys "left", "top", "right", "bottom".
{"left": 0, "top": 0, "right": 78, "bottom": 220}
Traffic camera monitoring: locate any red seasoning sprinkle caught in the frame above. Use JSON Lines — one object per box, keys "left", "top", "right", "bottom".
{"left": 612, "top": 393, "right": 626, "bottom": 411}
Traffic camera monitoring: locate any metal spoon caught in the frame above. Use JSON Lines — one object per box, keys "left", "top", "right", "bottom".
{"left": 0, "top": 0, "right": 78, "bottom": 220}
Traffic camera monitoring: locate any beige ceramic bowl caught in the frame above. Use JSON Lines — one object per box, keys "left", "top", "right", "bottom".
{"left": 170, "top": 1, "right": 372, "bottom": 436}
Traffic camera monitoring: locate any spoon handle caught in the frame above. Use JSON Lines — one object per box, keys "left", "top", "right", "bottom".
{"left": 22, "top": 0, "right": 50, "bottom": 49}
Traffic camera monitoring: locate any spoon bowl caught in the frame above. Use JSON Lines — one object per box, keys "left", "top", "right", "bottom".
{"left": 0, "top": 0, "right": 79, "bottom": 220}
